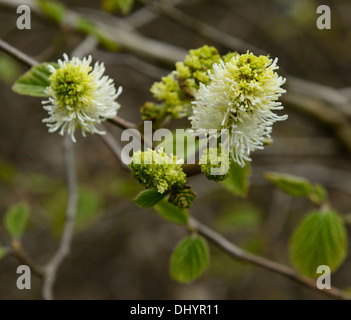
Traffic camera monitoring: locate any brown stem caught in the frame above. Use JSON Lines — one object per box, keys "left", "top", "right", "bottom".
{"left": 190, "top": 217, "right": 350, "bottom": 300}
{"left": 10, "top": 239, "right": 44, "bottom": 278}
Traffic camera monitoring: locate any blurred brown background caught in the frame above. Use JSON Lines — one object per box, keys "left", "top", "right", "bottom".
{"left": 1, "top": 0, "right": 351, "bottom": 299}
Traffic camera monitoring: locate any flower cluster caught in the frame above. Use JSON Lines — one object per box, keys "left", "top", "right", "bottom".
{"left": 42, "top": 54, "right": 122, "bottom": 142}
{"left": 190, "top": 51, "right": 287, "bottom": 167}
{"left": 129, "top": 148, "right": 187, "bottom": 194}
{"left": 142, "top": 45, "right": 233, "bottom": 120}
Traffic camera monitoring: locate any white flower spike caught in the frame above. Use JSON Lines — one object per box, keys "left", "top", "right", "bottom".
{"left": 42, "top": 54, "right": 122, "bottom": 142}
{"left": 190, "top": 51, "right": 287, "bottom": 167}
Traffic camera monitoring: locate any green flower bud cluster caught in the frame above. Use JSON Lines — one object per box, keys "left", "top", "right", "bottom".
{"left": 168, "top": 185, "right": 196, "bottom": 209}
{"left": 129, "top": 148, "right": 187, "bottom": 194}
{"left": 225, "top": 52, "right": 278, "bottom": 111}
{"left": 176, "top": 45, "right": 221, "bottom": 96}
{"left": 150, "top": 73, "right": 191, "bottom": 119}
{"left": 141, "top": 45, "right": 235, "bottom": 120}
{"left": 200, "top": 146, "right": 231, "bottom": 182}
{"left": 140, "top": 102, "right": 160, "bottom": 120}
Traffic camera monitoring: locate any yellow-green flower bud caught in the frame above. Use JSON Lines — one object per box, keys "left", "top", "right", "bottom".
{"left": 200, "top": 147, "right": 231, "bottom": 182}
{"left": 129, "top": 148, "right": 187, "bottom": 194}
{"left": 140, "top": 102, "right": 160, "bottom": 120}
{"left": 168, "top": 185, "right": 196, "bottom": 209}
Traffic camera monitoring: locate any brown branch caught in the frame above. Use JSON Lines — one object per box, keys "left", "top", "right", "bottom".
{"left": 108, "top": 116, "right": 137, "bottom": 130}
{"left": 97, "top": 125, "right": 130, "bottom": 172}
{"left": 0, "top": 38, "right": 38, "bottom": 67}
{"left": 189, "top": 217, "right": 351, "bottom": 300}
{"left": 10, "top": 239, "right": 44, "bottom": 278}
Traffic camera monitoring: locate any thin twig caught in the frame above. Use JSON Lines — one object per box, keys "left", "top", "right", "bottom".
{"left": 189, "top": 217, "right": 350, "bottom": 300}
{"left": 139, "top": 0, "right": 265, "bottom": 54}
{"left": 42, "top": 136, "right": 78, "bottom": 300}
{"left": 108, "top": 116, "right": 137, "bottom": 130}
{"left": 10, "top": 239, "right": 44, "bottom": 278}
{"left": 94, "top": 50, "right": 169, "bottom": 79}
{"left": 0, "top": 38, "right": 38, "bottom": 67}
{"left": 97, "top": 125, "right": 130, "bottom": 171}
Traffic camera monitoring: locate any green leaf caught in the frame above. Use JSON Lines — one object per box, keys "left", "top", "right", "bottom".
{"left": 4, "top": 203, "right": 30, "bottom": 238}
{"left": 0, "top": 245, "right": 7, "bottom": 261}
{"left": 38, "top": 0, "right": 66, "bottom": 23}
{"left": 12, "top": 62, "right": 58, "bottom": 97}
{"left": 264, "top": 172, "right": 313, "bottom": 197}
{"left": 134, "top": 189, "right": 168, "bottom": 208}
{"left": 102, "top": 0, "right": 134, "bottom": 15}
{"left": 154, "top": 200, "right": 188, "bottom": 225}
{"left": 170, "top": 235, "right": 210, "bottom": 283}
{"left": 222, "top": 162, "right": 251, "bottom": 197}
{"left": 290, "top": 208, "right": 347, "bottom": 278}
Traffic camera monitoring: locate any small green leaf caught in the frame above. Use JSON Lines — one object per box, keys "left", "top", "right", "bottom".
{"left": 290, "top": 208, "right": 347, "bottom": 278}
{"left": 222, "top": 162, "right": 251, "bottom": 197}
{"left": 102, "top": 0, "right": 134, "bottom": 15}
{"left": 0, "top": 245, "right": 7, "bottom": 260}
{"left": 38, "top": 0, "right": 66, "bottom": 23}
{"left": 170, "top": 235, "right": 210, "bottom": 283}
{"left": 154, "top": 200, "right": 188, "bottom": 225}
{"left": 134, "top": 189, "right": 168, "bottom": 208}
{"left": 4, "top": 203, "right": 30, "bottom": 238}
{"left": 264, "top": 172, "right": 313, "bottom": 197}
{"left": 12, "top": 63, "right": 58, "bottom": 97}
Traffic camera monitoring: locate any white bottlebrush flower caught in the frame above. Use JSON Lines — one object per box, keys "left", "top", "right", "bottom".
{"left": 42, "top": 54, "right": 122, "bottom": 142}
{"left": 190, "top": 51, "right": 287, "bottom": 167}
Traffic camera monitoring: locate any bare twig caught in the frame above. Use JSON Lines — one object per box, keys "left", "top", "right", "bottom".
{"left": 0, "top": 38, "right": 38, "bottom": 67}
{"left": 189, "top": 217, "right": 350, "bottom": 300}
{"left": 139, "top": 0, "right": 265, "bottom": 54}
{"left": 10, "top": 240, "right": 44, "bottom": 278}
{"left": 94, "top": 50, "right": 169, "bottom": 79}
{"left": 0, "top": 0, "right": 187, "bottom": 65}
{"left": 108, "top": 116, "right": 137, "bottom": 130}
{"left": 42, "top": 136, "right": 78, "bottom": 300}
{"left": 97, "top": 125, "right": 130, "bottom": 171}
